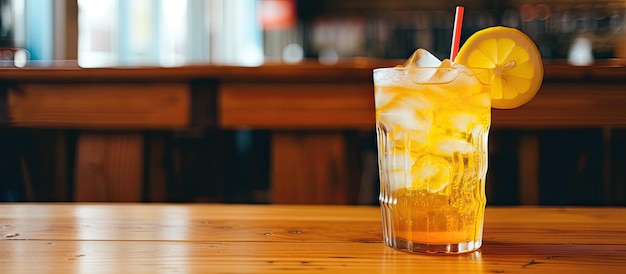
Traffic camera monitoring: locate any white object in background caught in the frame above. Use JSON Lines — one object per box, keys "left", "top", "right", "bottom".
{"left": 568, "top": 36, "right": 594, "bottom": 66}
{"left": 282, "top": 43, "right": 303, "bottom": 64}
{"left": 319, "top": 48, "right": 338, "bottom": 65}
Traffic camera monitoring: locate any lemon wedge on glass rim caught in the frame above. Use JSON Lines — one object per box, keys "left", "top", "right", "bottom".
{"left": 454, "top": 26, "right": 544, "bottom": 109}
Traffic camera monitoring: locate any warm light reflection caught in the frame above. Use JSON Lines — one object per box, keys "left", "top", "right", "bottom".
{"left": 77, "top": 0, "right": 117, "bottom": 67}
{"left": 72, "top": 205, "right": 191, "bottom": 273}
{"left": 159, "top": 0, "right": 188, "bottom": 67}
{"left": 380, "top": 247, "right": 484, "bottom": 273}
{"left": 77, "top": 0, "right": 263, "bottom": 67}
{"left": 72, "top": 205, "right": 192, "bottom": 240}
{"left": 157, "top": 205, "right": 192, "bottom": 240}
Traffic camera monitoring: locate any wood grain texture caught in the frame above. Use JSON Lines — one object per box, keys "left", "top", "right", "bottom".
{"left": 1, "top": 204, "right": 625, "bottom": 273}
{"left": 7, "top": 83, "right": 190, "bottom": 129}
{"left": 74, "top": 133, "right": 144, "bottom": 202}
{"left": 518, "top": 134, "right": 540, "bottom": 205}
{"left": 271, "top": 133, "right": 350, "bottom": 204}
{"left": 219, "top": 82, "right": 375, "bottom": 129}
{"left": 218, "top": 81, "right": 626, "bottom": 130}
{"left": 1, "top": 241, "right": 625, "bottom": 274}
{"left": 2, "top": 64, "right": 625, "bottom": 130}
{"left": 145, "top": 134, "right": 168, "bottom": 202}
{"left": 492, "top": 82, "right": 626, "bottom": 128}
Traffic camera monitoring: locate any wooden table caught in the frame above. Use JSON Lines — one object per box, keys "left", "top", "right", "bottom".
{"left": 1, "top": 204, "right": 625, "bottom": 273}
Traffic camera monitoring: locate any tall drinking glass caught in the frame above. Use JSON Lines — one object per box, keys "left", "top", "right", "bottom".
{"left": 374, "top": 66, "right": 491, "bottom": 254}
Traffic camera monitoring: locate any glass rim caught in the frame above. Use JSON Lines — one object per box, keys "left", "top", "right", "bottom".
{"left": 373, "top": 66, "right": 492, "bottom": 72}
{"left": 373, "top": 66, "right": 493, "bottom": 85}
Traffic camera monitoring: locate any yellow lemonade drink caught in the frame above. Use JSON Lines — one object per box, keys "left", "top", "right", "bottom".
{"left": 374, "top": 25, "right": 544, "bottom": 254}
{"left": 374, "top": 62, "right": 491, "bottom": 254}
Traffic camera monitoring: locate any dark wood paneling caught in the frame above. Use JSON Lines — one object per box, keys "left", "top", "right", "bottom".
{"left": 8, "top": 83, "right": 190, "bottom": 129}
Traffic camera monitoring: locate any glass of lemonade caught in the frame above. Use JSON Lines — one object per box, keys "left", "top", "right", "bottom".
{"left": 374, "top": 61, "right": 491, "bottom": 254}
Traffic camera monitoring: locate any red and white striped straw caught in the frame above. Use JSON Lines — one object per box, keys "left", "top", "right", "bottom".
{"left": 450, "top": 6, "right": 465, "bottom": 62}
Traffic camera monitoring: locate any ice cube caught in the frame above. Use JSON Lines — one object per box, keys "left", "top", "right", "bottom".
{"left": 408, "top": 130, "right": 427, "bottom": 145}
{"left": 403, "top": 48, "right": 442, "bottom": 68}
{"left": 378, "top": 96, "right": 434, "bottom": 130}
{"left": 424, "top": 83, "right": 459, "bottom": 101}
{"left": 374, "top": 87, "right": 397, "bottom": 109}
{"left": 467, "top": 92, "right": 491, "bottom": 109}
{"left": 386, "top": 170, "right": 409, "bottom": 192}
{"left": 445, "top": 65, "right": 483, "bottom": 96}
{"left": 447, "top": 112, "right": 477, "bottom": 132}
{"left": 390, "top": 129, "right": 428, "bottom": 158}
{"left": 403, "top": 49, "right": 443, "bottom": 83}
{"left": 432, "top": 138, "right": 475, "bottom": 157}
{"left": 428, "top": 59, "right": 459, "bottom": 83}
{"left": 387, "top": 149, "right": 414, "bottom": 170}
{"left": 426, "top": 61, "right": 483, "bottom": 98}
{"left": 374, "top": 68, "right": 408, "bottom": 87}
{"left": 384, "top": 149, "right": 415, "bottom": 191}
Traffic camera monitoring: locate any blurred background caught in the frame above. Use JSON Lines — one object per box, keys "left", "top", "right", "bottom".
{"left": 2, "top": 0, "right": 625, "bottom": 66}
{"left": 1, "top": 0, "right": 626, "bottom": 205}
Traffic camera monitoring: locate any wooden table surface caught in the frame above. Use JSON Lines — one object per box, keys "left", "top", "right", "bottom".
{"left": 1, "top": 204, "right": 625, "bottom": 273}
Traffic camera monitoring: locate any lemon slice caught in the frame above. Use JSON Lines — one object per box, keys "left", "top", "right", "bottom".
{"left": 455, "top": 26, "right": 543, "bottom": 109}
{"left": 411, "top": 154, "right": 451, "bottom": 193}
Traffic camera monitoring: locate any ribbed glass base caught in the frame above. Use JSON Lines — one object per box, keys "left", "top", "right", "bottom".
{"left": 384, "top": 236, "right": 482, "bottom": 254}
{"left": 380, "top": 201, "right": 483, "bottom": 254}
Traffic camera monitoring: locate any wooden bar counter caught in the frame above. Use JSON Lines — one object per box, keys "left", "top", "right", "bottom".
{"left": 2, "top": 60, "right": 626, "bottom": 203}
{"left": 1, "top": 203, "right": 625, "bottom": 273}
